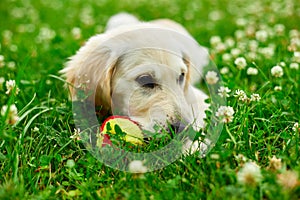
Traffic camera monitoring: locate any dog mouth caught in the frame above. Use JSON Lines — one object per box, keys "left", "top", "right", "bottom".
{"left": 102, "top": 115, "right": 190, "bottom": 144}
{"left": 142, "top": 121, "right": 188, "bottom": 144}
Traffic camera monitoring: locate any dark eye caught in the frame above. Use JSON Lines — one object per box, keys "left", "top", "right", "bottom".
{"left": 178, "top": 73, "right": 185, "bottom": 84}
{"left": 135, "top": 74, "right": 157, "bottom": 89}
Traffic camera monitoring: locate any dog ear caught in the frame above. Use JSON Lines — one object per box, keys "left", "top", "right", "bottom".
{"left": 61, "top": 35, "right": 118, "bottom": 114}
{"left": 182, "top": 53, "right": 191, "bottom": 92}
{"left": 183, "top": 45, "right": 209, "bottom": 85}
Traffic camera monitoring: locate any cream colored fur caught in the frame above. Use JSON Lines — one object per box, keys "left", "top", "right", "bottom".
{"left": 61, "top": 13, "right": 210, "bottom": 153}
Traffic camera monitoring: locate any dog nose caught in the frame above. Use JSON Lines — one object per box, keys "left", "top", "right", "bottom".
{"left": 170, "top": 121, "right": 186, "bottom": 134}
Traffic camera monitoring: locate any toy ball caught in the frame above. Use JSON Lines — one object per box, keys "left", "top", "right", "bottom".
{"left": 99, "top": 116, "right": 144, "bottom": 147}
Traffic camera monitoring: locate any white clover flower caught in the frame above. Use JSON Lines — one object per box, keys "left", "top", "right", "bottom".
{"left": 293, "top": 51, "right": 300, "bottom": 63}
{"left": 259, "top": 47, "right": 275, "bottom": 59}
{"left": 234, "top": 89, "right": 249, "bottom": 102}
{"left": 268, "top": 156, "right": 282, "bottom": 171}
{"left": 210, "top": 36, "right": 222, "bottom": 46}
{"left": 245, "top": 26, "right": 256, "bottom": 37}
{"left": 277, "top": 170, "right": 299, "bottom": 190}
{"left": 237, "top": 42, "right": 247, "bottom": 51}
{"left": 250, "top": 93, "right": 261, "bottom": 102}
{"left": 2, "top": 30, "right": 12, "bottom": 44}
{"left": 235, "top": 154, "right": 248, "bottom": 164}
{"left": 80, "top": 7, "right": 95, "bottom": 26}
{"left": 271, "top": 65, "right": 284, "bottom": 77}
{"left": 234, "top": 57, "right": 247, "bottom": 70}
{"left": 128, "top": 160, "right": 148, "bottom": 173}
{"left": 218, "top": 86, "right": 231, "bottom": 98}
{"left": 71, "top": 27, "right": 82, "bottom": 39}
{"left": 289, "top": 62, "right": 299, "bottom": 70}
{"left": 291, "top": 38, "right": 300, "bottom": 45}
{"left": 225, "top": 37, "right": 235, "bottom": 48}
{"left": 0, "top": 55, "right": 5, "bottom": 67}
{"left": 1, "top": 104, "right": 19, "bottom": 125}
{"left": 5, "top": 80, "right": 20, "bottom": 95}
{"left": 274, "top": 24, "right": 285, "bottom": 35}
{"left": 255, "top": 30, "right": 268, "bottom": 42}
{"left": 208, "top": 10, "right": 222, "bottom": 21}
{"left": 205, "top": 71, "right": 219, "bottom": 85}
{"left": 292, "top": 122, "right": 299, "bottom": 132}
{"left": 33, "top": 127, "right": 40, "bottom": 132}
{"left": 237, "top": 162, "right": 262, "bottom": 186}
{"left": 215, "top": 43, "right": 226, "bottom": 52}
{"left": 220, "top": 66, "right": 229, "bottom": 74}
{"left": 249, "top": 40, "right": 259, "bottom": 52}
{"left": 7, "top": 61, "right": 16, "bottom": 69}
{"left": 1, "top": 105, "right": 8, "bottom": 116}
{"left": 278, "top": 62, "right": 286, "bottom": 68}
{"left": 235, "top": 30, "right": 245, "bottom": 40}
{"left": 236, "top": 18, "right": 248, "bottom": 27}
{"left": 210, "top": 153, "right": 220, "bottom": 160}
{"left": 222, "top": 53, "right": 232, "bottom": 62}
{"left": 36, "top": 27, "right": 56, "bottom": 43}
{"left": 215, "top": 106, "right": 234, "bottom": 123}
{"left": 289, "top": 29, "right": 299, "bottom": 38}
{"left": 287, "top": 38, "right": 299, "bottom": 52}
{"left": 274, "top": 86, "right": 282, "bottom": 91}
{"left": 291, "top": 38, "right": 300, "bottom": 46}
{"left": 247, "top": 67, "right": 258, "bottom": 75}
{"left": 230, "top": 48, "right": 241, "bottom": 58}
{"left": 246, "top": 52, "right": 257, "bottom": 61}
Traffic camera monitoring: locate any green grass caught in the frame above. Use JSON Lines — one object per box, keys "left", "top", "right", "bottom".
{"left": 0, "top": 0, "right": 300, "bottom": 199}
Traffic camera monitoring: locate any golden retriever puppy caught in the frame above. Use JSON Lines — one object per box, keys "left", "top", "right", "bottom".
{"left": 61, "top": 13, "right": 209, "bottom": 153}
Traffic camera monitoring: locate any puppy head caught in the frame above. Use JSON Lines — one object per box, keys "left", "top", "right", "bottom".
{"left": 111, "top": 48, "right": 194, "bottom": 132}
{"left": 61, "top": 26, "right": 208, "bottom": 132}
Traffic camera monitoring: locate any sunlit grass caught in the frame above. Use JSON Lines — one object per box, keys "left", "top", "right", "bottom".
{"left": 0, "top": 0, "right": 300, "bottom": 199}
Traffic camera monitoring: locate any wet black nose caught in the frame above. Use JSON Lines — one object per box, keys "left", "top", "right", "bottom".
{"left": 169, "top": 122, "right": 186, "bottom": 134}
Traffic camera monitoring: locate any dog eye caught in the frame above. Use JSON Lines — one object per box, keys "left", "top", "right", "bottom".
{"left": 178, "top": 73, "right": 185, "bottom": 84}
{"left": 136, "top": 74, "right": 157, "bottom": 89}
